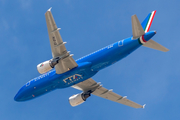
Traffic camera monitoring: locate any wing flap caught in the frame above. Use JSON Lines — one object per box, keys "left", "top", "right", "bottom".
{"left": 72, "top": 78, "right": 144, "bottom": 108}
{"left": 72, "top": 78, "right": 98, "bottom": 92}
{"left": 55, "top": 55, "right": 78, "bottom": 74}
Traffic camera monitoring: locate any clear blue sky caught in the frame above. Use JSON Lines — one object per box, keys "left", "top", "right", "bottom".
{"left": 0, "top": 0, "right": 179, "bottom": 120}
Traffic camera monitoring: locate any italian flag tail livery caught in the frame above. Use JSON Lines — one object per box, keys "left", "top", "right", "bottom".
{"left": 131, "top": 10, "right": 169, "bottom": 52}
{"left": 141, "top": 10, "right": 156, "bottom": 33}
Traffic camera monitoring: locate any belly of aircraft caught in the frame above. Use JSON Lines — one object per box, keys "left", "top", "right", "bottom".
{"left": 14, "top": 62, "right": 98, "bottom": 101}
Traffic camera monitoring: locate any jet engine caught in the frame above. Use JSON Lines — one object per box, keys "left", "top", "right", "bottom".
{"left": 69, "top": 92, "right": 91, "bottom": 107}
{"left": 37, "top": 57, "right": 60, "bottom": 74}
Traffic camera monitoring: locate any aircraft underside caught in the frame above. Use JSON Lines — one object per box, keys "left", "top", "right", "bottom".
{"left": 14, "top": 8, "right": 168, "bottom": 108}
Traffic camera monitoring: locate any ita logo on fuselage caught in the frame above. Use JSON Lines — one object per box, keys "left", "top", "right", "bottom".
{"left": 63, "top": 74, "right": 83, "bottom": 84}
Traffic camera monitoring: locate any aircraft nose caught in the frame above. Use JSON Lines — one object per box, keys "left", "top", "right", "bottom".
{"left": 14, "top": 93, "right": 21, "bottom": 101}
{"left": 14, "top": 90, "right": 24, "bottom": 102}
{"left": 14, "top": 86, "right": 26, "bottom": 102}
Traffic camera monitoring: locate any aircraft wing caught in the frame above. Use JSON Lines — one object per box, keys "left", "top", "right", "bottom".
{"left": 45, "top": 8, "right": 78, "bottom": 74}
{"left": 72, "top": 78, "right": 145, "bottom": 108}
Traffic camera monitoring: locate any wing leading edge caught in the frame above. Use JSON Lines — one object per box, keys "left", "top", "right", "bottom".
{"left": 45, "top": 8, "right": 78, "bottom": 74}
{"left": 72, "top": 78, "right": 145, "bottom": 108}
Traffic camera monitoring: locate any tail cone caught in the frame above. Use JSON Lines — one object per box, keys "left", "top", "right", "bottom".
{"left": 139, "top": 31, "right": 156, "bottom": 44}
{"left": 143, "top": 31, "right": 156, "bottom": 41}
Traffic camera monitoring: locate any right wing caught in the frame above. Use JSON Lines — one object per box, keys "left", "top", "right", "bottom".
{"left": 45, "top": 8, "right": 78, "bottom": 74}
{"left": 72, "top": 78, "right": 145, "bottom": 108}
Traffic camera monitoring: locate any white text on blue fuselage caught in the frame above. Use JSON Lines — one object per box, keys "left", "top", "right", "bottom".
{"left": 63, "top": 74, "right": 83, "bottom": 85}
{"left": 26, "top": 72, "right": 51, "bottom": 87}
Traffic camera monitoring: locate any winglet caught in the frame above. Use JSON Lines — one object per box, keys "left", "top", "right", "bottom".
{"left": 142, "top": 104, "right": 146, "bottom": 109}
{"left": 123, "top": 96, "right": 127, "bottom": 99}
{"left": 47, "top": 7, "right": 52, "bottom": 12}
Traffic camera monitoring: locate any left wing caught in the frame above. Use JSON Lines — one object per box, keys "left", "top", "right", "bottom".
{"left": 45, "top": 8, "right": 78, "bottom": 74}
{"left": 72, "top": 78, "right": 145, "bottom": 108}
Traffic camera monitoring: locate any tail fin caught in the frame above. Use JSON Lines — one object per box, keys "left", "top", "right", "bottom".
{"left": 131, "top": 11, "right": 169, "bottom": 52}
{"left": 141, "top": 10, "right": 156, "bottom": 33}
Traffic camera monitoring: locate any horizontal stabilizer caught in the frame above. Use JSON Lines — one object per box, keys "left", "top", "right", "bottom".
{"left": 131, "top": 15, "right": 145, "bottom": 39}
{"left": 143, "top": 39, "right": 169, "bottom": 52}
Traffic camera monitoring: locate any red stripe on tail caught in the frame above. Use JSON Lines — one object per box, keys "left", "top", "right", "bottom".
{"left": 147, "top": 10, "right": 156, "bottom": 32}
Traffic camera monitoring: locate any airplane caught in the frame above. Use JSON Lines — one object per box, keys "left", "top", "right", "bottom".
{"left": 14, "top": 8, "right": 169, "bottom": 109}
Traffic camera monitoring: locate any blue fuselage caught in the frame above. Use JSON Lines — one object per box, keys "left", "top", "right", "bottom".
{"left": 14, "top": 37, "right": 141, "bottom": 101}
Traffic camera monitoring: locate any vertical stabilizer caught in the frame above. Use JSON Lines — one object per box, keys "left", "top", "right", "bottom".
{"left": 141, "top": 11, "right": 156, "bottom": 33}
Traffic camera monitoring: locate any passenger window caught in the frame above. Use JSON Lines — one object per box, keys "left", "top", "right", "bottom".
{"left": 118, "top": 40, "right": 124, "bottom": 47}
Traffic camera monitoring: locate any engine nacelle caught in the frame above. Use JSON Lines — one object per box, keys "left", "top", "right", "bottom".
{"left": 69, "top": 92, "right": 91, "bottom": 107}
{"left": 37, "top": 57, "right": 60, "bottom": 74}
{"left": 37, "top": 60, "right": 52, "bottom": 74}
